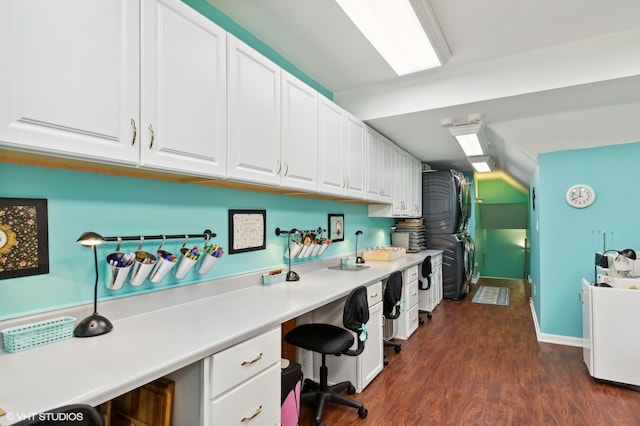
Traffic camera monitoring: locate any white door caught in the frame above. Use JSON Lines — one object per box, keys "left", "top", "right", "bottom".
{"left": 318, "top": 97, "right": 345, "bottom": 196}
{"left": 361, "top": 300, "right": 383, "bottom": 389}
{"left": 365, "top": 127, "right": 381, "bottom": 201}
{"left": 344, "top": 112, "right": 365, "bottom": 199}
{"left": 392, "top": 147, "right": 406, "bottom": 215}
{"left": 140, "top": 0, "right": 227, "bottom": 178}
{"left": 379, "top": 137, "right": 394, "bottom": 204}
{"left": 0, "top": 0, "right": 139, "bottom": 163}
{"left": 281, "top": 71, "right": 318, "bottom": 191}
{"left": 227, "top": 35, "right": 281, "bottom": 184}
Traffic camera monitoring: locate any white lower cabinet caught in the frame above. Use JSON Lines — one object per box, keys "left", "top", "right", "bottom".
{"left": 203, "top": 326, "right": 281, "bottom": 425}
{"left": 309, "top": 281, "right": 384, "bottom": 393}
{"left": 394, "top": 265, "right": 420, "bottom": 339}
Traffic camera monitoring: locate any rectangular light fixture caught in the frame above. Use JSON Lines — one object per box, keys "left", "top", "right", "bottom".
{"left": 335, "top": 0, "right": 449, "bottom": 75}
{"left": 448, "top": 122, "right": 485, "bottom": 157}
{"left": 469, "top": 156, "right": 496, "bottom": 173}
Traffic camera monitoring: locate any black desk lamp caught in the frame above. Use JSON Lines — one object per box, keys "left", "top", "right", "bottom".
{"left": 74, "top": 231, "right": 113, "bottom": 337}
{"left": 355, "top": 230, "right": 365, "bottom": 264}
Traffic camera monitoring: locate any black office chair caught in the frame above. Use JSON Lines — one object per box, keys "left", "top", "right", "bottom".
{"left": 418, "top": 255, "right": 433, "bottom": 325}
{"left": 383, "top": 271, "right": 403, "bottom": 366}
{"left": 284, "top": 286, "right": 369, "bottom": 426}
{"left": 13, "top": 404, "right": 103, "bottom": 426}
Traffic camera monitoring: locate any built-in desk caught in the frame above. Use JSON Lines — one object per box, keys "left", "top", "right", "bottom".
{"left": 0, "top": 251, "right": 440, "bottom": 425}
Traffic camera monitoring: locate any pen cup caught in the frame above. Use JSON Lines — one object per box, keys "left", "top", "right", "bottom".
{"left": 318, "top": 239, "right": 331, "bottom": 256}
{"left": 310, "top": 242, "right": 322, "bottom": 257}
{"left": 174, "top": 247, "right": 201, "bottom": 279}
{"left": 129, "top": 250, "right": 157, "bottom": 286}
{"left": 198, "top": 253, "right": 218, "bottom": 275}
{"left": 106, "top": 252, "right": 133, "bottom": 290}
{"left": 149, "top": 250, "right": 177, "bottom": 284}
{"left": 285, "top": 242, "right": 302, "bottom": 260}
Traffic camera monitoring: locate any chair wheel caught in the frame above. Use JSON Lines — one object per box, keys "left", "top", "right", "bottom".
{"left": 427, "top": 313, "right": 432, "bottom": 319}
{"left": 358, "top": 407, "right": 368, "bottom": 418}
{"left": 303, "top": 384, "right": 312, "bottom": 392}
{"left": 317, "top": 421, "right": 325, "bottom": 426}
{"left": 347, "top": 385, "right": 356, "bottom": 394}
{"left": 394, "top": 346, "right": 402, "bottom": 353}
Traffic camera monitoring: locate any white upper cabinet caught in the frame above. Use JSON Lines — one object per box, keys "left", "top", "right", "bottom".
{"left": 318, "top": 98, "right": 365, "bottom": 199}
{"left": 343, "top": 111, "right": 365, "bottom": 199}
{"left": 365, "top": 127, "right": 393, "bottom": 204}
{"left": 280, "top": 71, "right": 318, "bottom": 191}
{"left": 227, "top": 35, "right": 281, "bottom": 185}
{"left": 140, "top": 0, "right": 227, "bottom": 177}
{"left": 0, "top": 0, "right": 228, "bottom": 178}
{"left": 318, "top": 97, "right": 345, "bottom": 196}
{"left": 0, "top": 0, "right": 140, "bottom": 163}
{"left": 369, "top": 145, "right": 421, "bottom": 217}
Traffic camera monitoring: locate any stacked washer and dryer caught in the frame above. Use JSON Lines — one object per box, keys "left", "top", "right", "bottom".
{"left": 422, "top": 170, "right": 475, "bottom": 300}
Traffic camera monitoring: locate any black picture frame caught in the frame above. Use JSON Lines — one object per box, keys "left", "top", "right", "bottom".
{"left": 228, "top": 209, "right": 267, "bottom": 254}
{"left": 328, "top": 213, "right": 345, "bottom": 242}
{"left": 0, "top": 198, "right": 49, "bottom": 280}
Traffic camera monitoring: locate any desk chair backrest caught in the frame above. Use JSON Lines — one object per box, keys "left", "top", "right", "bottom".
{"left": 419, "top": 255, "right": 432, "bottom": 290}
{"left": 342, "top": 285, "right": 370, "bottom": 356}
{"left": 383, "top": 271, "right": 403, "bottom": 320}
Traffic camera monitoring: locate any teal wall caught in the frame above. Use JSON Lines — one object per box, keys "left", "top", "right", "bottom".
{"left": 0, "top": 164, "right": 394, "bottom": 320}
{"left": 532, "top": 141, "right": 640, "bottom": 337}
{"left": 182, "top": 0, "right": 332, "bottom": 99}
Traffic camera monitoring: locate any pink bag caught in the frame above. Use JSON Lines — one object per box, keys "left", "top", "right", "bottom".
{"left": 281, "top": 360, "right": 302, "bottom": 426}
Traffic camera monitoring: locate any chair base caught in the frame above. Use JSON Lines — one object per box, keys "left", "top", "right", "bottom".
{"left": 301, "top": 358, "right": 368, "bottom": 425}
{"left": 383, "top": 339, "right": 402, "bottom": 366}
{"left": 418, "top": 309, "right": 432, "bottom": 325}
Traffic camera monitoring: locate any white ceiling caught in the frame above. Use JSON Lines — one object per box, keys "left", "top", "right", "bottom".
{"left": 207, "top": 0, "right": 640, "bottom": 187}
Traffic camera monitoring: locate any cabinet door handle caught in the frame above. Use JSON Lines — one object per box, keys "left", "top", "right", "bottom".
{"left": 130, "top": 119, "right": 137, "bottom": 146}
{"left": 579, "top": 289, "right": 584, "bottom": 304}
{"left": 148, "top": 124, "right": 155, "bottom": 149}
{"left": 240, "top": 352, "right": 263, "bottom": 366}
{"left": 240, "top": 405, "right": 262, "bottom": 422}
{"left": 283, "top": 161, "right": 289, "bottom": 176}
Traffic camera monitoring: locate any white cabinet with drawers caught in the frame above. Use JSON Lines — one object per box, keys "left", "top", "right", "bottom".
{"left": 203, "top": 326, "right": 281, "bottom": 425}
{"left": 394, "top": 265, "right": 420, "bottom": 339}
{"left": 419, "top": 252, "right": 444, "bottom": 313}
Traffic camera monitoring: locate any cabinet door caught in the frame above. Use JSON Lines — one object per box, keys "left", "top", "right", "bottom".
{"left": 140, "top": 0, "right": 227, "bottom": 178}
{"left": 379, "top": 136, "right": 394, "bottom": 204}
{"left": 365, "top": 127, "right": 382, "bottom": 201}
{"left": 392, "top": 146, "right": 407, "bottom": 215}
{"left": 344, "top": 112, "right": 365, "bottom": 199}
{"left": 318, "top": 97, "right": 345, "bottom": 196}
{"left": 361, "top": 300, "right": 383, "bottom": 390}
{"left": 281, "top": 71, "right": 318, "bottom": 191}
{"left": 227, "top": 35, "right": 281, "bottom": 184}
{"left": 0, "top": 0, "right": 139, "bottom": 163}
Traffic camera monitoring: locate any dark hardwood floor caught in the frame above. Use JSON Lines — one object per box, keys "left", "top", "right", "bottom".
{"left": 298, "top": 277, "right": 640, "bottom": 425}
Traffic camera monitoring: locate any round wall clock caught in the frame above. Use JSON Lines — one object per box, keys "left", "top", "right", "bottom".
{"left": 565, "top": 184, "right": 595, "bottom": 208}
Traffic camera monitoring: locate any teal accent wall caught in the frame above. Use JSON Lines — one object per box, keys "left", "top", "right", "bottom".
{"left": 0, "top": 164, "right": 394, "bottom": 320}
{"left": 182, "top": 0, "right": 332, "bottom": 99}
{"left": 533, "top": 141, "right": 640, "bottom": 337}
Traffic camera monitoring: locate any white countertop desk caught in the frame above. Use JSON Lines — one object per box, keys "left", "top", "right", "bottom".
{"left": 0, "top": 252, "right": 436, "bottom": 425}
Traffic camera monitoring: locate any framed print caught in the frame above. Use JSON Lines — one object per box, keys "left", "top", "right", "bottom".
{"left": 0, "top": 198, "right": 49, "bottom": 279}
{"left": 228, "top": 209, "right": 267, "bottom": 254}
{"left": 328, "top": 213, "right": 344, "bottom": 242}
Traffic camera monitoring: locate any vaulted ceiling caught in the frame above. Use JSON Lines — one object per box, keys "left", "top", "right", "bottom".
{"left": 207, "top": 0, "right": 640, "bottom": 187}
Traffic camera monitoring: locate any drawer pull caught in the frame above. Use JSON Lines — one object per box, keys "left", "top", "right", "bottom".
{"left": 240, "top": 405, "right": 262, "bottom": 422}
{"left": 240, "top": 352, "right": 263, "bottom": 366}
{"left": 369, "top": 293, "right": 378, "bottom": 298}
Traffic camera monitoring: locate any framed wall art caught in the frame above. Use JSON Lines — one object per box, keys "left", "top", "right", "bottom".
{"left": 328, "top": 213, "right": 344, "bottom": 242}
{"left": 0, "top": 198, "right": 49, "bottom": 280}
{"left": 228, "top": 209, "right": 267, "bottom": 254}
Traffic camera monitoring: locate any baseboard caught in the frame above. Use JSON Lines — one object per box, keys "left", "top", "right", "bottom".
{"left": 529, "top": 299, "right": 584, "bottom": 348}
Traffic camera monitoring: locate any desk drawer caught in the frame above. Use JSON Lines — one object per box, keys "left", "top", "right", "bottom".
{"left": 209, "top": 327, "right": 281, "bottom": 398}
{"left": 407, "top": 279, "right": 419, "bottom": 309}
{"left": 404, "top": 265, "right": 419, "bottom": 283}
{"left": 209, "top": 363, "right": 280, "bottom": 426}
{"left": 367, "top": 281, "right": 383, "bottom": 306}
{"left": 406, "top": 304, "right": 420, "bottom": 337}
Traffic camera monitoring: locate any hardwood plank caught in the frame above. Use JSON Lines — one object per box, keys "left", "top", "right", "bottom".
{"left": 299, "top": 278, "right": 640, "bottom": 425}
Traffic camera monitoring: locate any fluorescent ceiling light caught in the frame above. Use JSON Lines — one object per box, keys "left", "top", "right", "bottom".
{"left": 448, "top": 122, "right": 485, "bottom": 156}
{"left": 469, "top": 156, "right": 495, "bottom": 173}
{"left": 336, "top": 0, "right": 444, "bottom": 75}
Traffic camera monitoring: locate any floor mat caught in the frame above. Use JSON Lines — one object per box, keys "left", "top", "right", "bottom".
{"left": 472, "top": 285, "right": 510, "bottom": 306}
